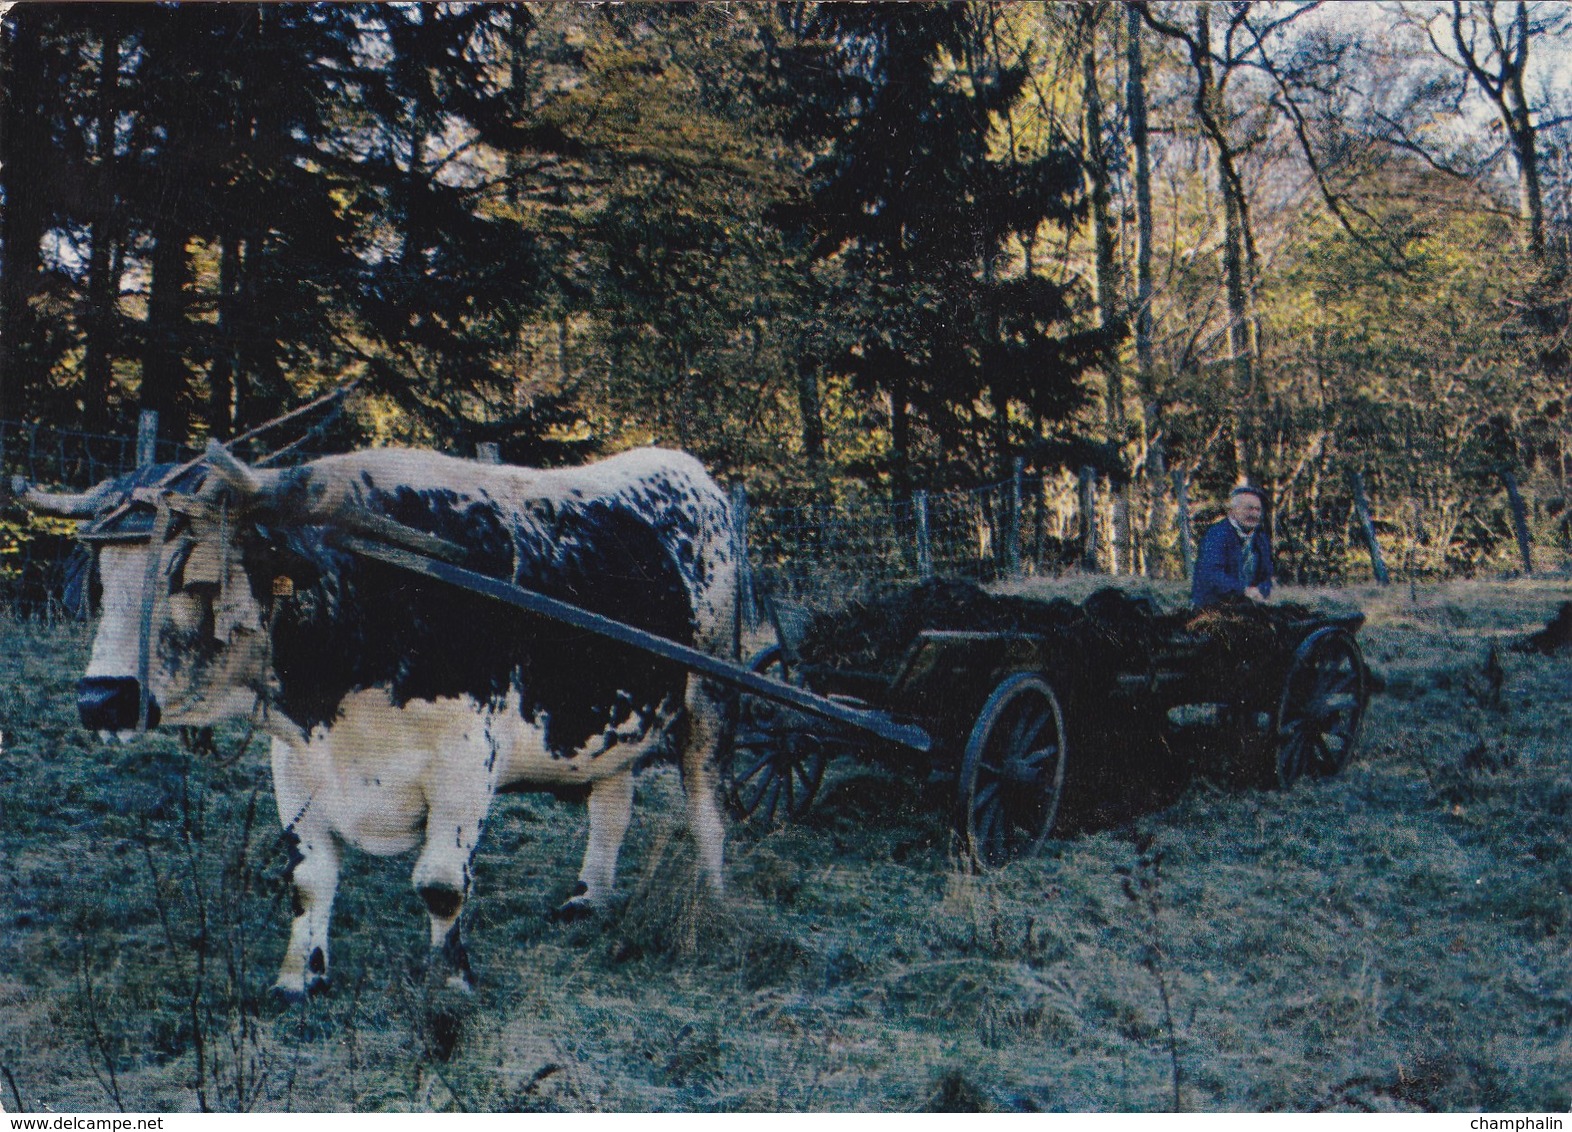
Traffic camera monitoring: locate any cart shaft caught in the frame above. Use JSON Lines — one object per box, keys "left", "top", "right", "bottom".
{"left": 339, "top": 535, "right": 934, "bottom": 753}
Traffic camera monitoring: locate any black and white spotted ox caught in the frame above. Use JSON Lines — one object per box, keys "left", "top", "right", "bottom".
{"left": 19, "top": 445, "right": 736, "bottom": 999}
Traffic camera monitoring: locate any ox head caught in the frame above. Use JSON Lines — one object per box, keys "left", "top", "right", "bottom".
{"left": 18, "top": 444, "right": 302, "bottom": 737}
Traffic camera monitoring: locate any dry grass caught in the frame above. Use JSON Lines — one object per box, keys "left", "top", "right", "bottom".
{"left": 1, "top": 577, "right": 1569, "bottom": 1111}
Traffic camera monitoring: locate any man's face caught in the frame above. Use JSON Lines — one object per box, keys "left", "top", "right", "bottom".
{"left": 1228, "top": 491, "right": 1263, "bottom": 532}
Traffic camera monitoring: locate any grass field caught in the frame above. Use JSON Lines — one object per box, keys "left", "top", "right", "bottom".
{"left": 1, "top": 577, "right": 1569, "bottom": 1112}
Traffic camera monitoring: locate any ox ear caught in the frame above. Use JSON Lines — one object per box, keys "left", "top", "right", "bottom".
{"left": 203, "top": 441, "right": 281, "bottom": 502}
{"left": 9, "top": 475, "right": 115, "bottom": 518}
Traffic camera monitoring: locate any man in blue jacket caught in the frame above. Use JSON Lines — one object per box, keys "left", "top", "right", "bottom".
{"left": 1191, "top": 484, "right": 1274, "bottom": 607}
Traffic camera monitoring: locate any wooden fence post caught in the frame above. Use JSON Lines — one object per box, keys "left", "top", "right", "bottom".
{"left": 1348, "top": 471, "right": 1391, "bottom": 585}
{"left": 914, "top": 489, "right": 933, "bottom": 579}
{"left": 474, "top": 441, "right": 500, "bottom": 464}
{"left": 136, "top": 410, "right": 158, "bottom": 468}
{"left": 730, "top": 482, "right": 755, "bottom": 634}
{"left": 1007, "top": 456, "right": 1023, "bottom": 577}
{"left": 1079, "top": 466, "right": 1099, "bottom": 571}
{"left": 1173, "top": 468, "right": 1193, "bottom": 579}
{"left": 1500, "top": 468, "right": 1534, "bottom": 575}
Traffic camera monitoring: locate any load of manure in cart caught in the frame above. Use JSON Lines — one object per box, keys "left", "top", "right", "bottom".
{"left": 794, "top": 578, "right": 1323, "bottom": 687}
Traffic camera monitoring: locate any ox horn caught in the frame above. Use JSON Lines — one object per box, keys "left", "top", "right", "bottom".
{"left": 10, "top": 475, "right": 115, "bottom": 517}
{"left": 203, "top": 440, "right": 277, "bottom": 498}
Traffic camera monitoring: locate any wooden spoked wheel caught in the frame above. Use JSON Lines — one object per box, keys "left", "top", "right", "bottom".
{"left": 723, "top": 646, "right": 830, "bottom": 827}
{"left": 1274, "top": 627, "right": 1368, "bottom": 788}
{"left": 957, "top": 673, "right": 1067, "bottom": 869}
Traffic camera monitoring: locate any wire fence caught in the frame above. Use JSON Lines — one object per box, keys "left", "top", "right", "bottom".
{"left": 745, "top": 471, "right": 1089, "bottom": 613}
{"left": 745, "top": 466, "right": 1571, "bottom": 617}
{"left": 0, "top": 419, "right": 198, "bottom": 620}
{"left": 1, "top": 418, "right": 198, "bottom": 488}
{"left": 3, "top": 418, "right": 1566, "bottom": 622}
{"left": 0, "top": 401, "right": 359, "bottom": 619}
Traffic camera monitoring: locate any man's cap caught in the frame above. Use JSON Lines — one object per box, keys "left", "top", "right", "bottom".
{"left": 1229, "top": 483, "right": 1266, "bottom": 503}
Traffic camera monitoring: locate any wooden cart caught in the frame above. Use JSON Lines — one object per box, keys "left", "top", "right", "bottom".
{"left": 723, "top": 594, "right": 1370, "bottom": 868}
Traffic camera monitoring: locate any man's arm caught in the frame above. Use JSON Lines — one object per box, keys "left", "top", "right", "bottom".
{"left": 1256, "top": 529, "right": 1274, "bottom": 598}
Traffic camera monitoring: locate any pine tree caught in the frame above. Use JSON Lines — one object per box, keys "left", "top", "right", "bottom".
{"left": 0, "top": 6, "right": 80, "bottom": 422}
{"left": 794, "top": 2, "right": 1111, "bottom": 490}
{"left": 329, "top": 4, "right": 571, "bottom": 452}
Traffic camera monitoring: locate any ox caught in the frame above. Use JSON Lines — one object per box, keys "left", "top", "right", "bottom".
{"left": 20, "top": 444, "right": 736, "bottom": 999}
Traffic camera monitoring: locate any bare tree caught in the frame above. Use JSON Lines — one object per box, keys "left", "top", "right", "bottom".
{"left": 1238, "top": 7, "right": 1412, "bottom": 262}
{"left": 1139, "top": 1, "right": 1322, "bottom": 483}
{"left": 1080, "top": 3, "right": 1136, "bottom": 572}
{"left": 1142, "top": 0, "right": 1262, "bottom": 476}
{"left": 1410, "top": 0, "right": 1570, "bottom": 259}
{"left": 1126, "top": 2, "right": 1178, "bottom": 572}
{"left": 1082, "top": 2, "right": 1127, "bottom": 438}
{"left": 1126, "top": 2, "right": 1157, "bottom": 385}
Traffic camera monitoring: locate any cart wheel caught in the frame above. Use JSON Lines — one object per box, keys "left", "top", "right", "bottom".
{"left": 957, "top": 673, "right": 1067, "bottom": 869}
{"left": 723, "top": 646, "right": 829, "bottom": 827}
{"left": 1274, "top": 627, "right": 1368, "bottom": 788}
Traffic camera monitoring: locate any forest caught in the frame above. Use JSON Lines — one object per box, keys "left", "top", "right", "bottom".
{"left": 4, "top": 5, "right": 1572, "bottom": 1114}
{"left": 2, "top": 1, "right": 1569, "bottom": 582}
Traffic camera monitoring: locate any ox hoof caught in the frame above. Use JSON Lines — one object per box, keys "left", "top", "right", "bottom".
{"left": 422, "top": 1007, "right": 465, "bottom": 1063}
{"left": 548, "top": 896, "right": 598, "bottom": 924}
{"left": 269, "top": 976, "right": 329, "bottom": 1008}
{"left": 422, "top": 961, "right": 476, "bottom": 996}
{"left": 417, "top": 984, "right": 477, "bottom": 1064}
{"left": 268, "top": 986, "right": 309, "bottom": 1013}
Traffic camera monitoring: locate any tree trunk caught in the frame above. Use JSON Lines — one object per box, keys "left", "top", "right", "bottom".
{"left": 676, "top": 349, "right": 693, "bottom": 451}
{"left": 0, "top": 8, "right": 53, "bottom": 421}
{"left": 1127, "top": 3, "right": 1167, "bottom": 577}
{"left": 1082, "top": 7, "right": 1124, "bottom": 436}
{"left": 992, "top": 380, "right": 1014, "bottom": 481}
{"left": 143, "top": 222, "right": 192, "bottom": 440}
{"left": 890, "top": 388, "right": 912, "bottom": 502}
{"left": 1504, "top": 84, "right": 1545, "bottom": 258}
{"left": 505, "top": 5, "right": 536, "bottom": 210}
{"left": 209, "top": 233, "right": 243, "bottom": 438}
{"left": 1173, "top": 467, "right": 1194, "bottom": 578}
{"left": 1082, "top": 7, "right": 1131, "bottom": 575}
{"left": 1451, "top": 1, "right": 1546, "bottom": 259}
{"left": 82, "top": 27, "right": 123, "bottom": 432}
{"left": 1079, "top": 466, "right": 1099, "bottom": 571}
{"left": 1126, "top": 1, "right": 1155, "bottom": 381}
{"left": 1152, "top": 5, "right": 1258, "bottom": 481}
{"left": 1219, "top": 170, "right": 1256, "bottom": 478}
{"left": 795, "top": 358, "right": 826, "bottom": 492}
{"left": 234, "top": 224, "right": 272, "bottom": 432}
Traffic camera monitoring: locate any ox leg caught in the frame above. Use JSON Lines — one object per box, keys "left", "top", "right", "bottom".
{"left": 411, "top": 776, "right": 493, "bottom": 992}
{"left": 554, "top": 769, "right": 634, "bottom": 921}
{"left": 272, "top": 740, "right": 340, "bottom": 1001}
{"left": 681, "top": 682, "right": 727, "bottom": 894}
{"left": 275, "top": 818, "right": 340, "bottom": 1001}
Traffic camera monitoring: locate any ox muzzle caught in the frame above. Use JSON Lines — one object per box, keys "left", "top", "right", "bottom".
{"left": 77, "top": 676, "right": 160, "bottom": 732}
